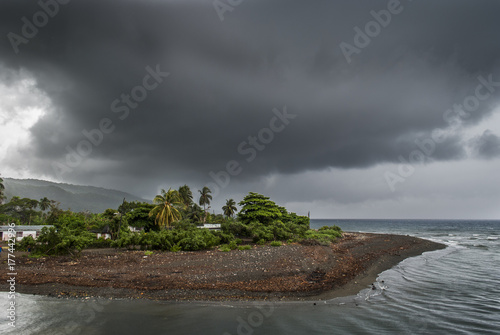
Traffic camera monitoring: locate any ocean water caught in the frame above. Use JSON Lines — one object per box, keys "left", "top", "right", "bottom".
{"left": 1, "top": 219, "right": 499, "bottom": 335}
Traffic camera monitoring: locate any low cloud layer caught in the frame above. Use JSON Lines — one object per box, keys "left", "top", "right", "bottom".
{"left": 471, "top": 130, "right": 500, "bottom": 159}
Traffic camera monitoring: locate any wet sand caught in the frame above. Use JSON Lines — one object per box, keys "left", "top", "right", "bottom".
{"left": 0, "top": 233, "right": 445, "bottom": 301}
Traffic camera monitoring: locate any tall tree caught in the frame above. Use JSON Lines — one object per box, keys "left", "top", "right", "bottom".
{"left": 0, "top": 174, "right": 5, "bottom": 205}
{"left": 178, "top": 184, "right": 193, "bottom": 209}
{"left": 39, "top": 197, "right": 51, "bottom": 211}
{"left": 237, "top": 192, "right": 282, "bottom": 225}
{"left": 149, "top": 188, "right": 182, "bottom": 228}
{"left": 126, "top": 202, "right": 156, "bottom": 232}
{"left": 198, "top": 186, "right": 212, "bottom": 223}
{"left": 222, "top": 199, "right": 237, "bottom": 218}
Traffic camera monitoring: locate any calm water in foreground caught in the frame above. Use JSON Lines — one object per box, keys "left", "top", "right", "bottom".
{"left": 1, "top": 219, "right": 499, "bottom": 335}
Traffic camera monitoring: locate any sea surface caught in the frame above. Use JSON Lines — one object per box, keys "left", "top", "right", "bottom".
{"left": 1, "top": 219, "right": 499, "bottom": 334}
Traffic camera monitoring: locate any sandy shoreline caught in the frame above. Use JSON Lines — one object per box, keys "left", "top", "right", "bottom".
{"left": 0, "top": 233, "right": 446, "bottom": 302}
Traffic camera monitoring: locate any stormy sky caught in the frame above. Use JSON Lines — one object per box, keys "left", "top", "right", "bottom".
{"left": 1, "top": 0, "right": 500, "bottom": 219}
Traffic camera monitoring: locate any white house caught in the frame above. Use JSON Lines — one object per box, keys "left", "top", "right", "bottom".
{"left": 200, "top": 223, "right": 221, "bottom": 231}
{"left": 0, "top": 225, "right": 53, "bottom": 241}
{"left": 91, "top": 225, "right": 112, "bottom": 240}
{"left": 128, "top": 225, "right": 143, "bottom": 233}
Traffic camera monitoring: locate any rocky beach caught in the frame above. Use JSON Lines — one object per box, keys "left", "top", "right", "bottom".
{"left": 0, "top": 233, "right": 445, "bottom": 301}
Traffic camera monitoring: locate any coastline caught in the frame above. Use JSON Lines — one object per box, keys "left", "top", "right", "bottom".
{"left": 0, "top": 233, "right": 446, "bottom": 302}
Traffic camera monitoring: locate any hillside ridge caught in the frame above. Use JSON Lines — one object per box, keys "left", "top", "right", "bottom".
{"left": 3, "top": 178, "right": 149, "bottom": 213}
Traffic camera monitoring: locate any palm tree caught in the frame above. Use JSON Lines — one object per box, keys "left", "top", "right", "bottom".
{"left": 222, "top": 199, "right": 237, "bottom": 218}
{"left": 149, "top": 188, "right": 182, "bottom": 228}
{"left": 0, "top": 174, "right": 5, "bottom": 205}
{"left": 38, "top": 197, "right": 51, "bottom": 221}
{"left": 178, "top": 184, "right": 193, "bottom": 209}
{"left": 39, "top": 197, "right": 51, "bottom": 211}
{"left": 198, "top": 186, "right": 212, "bottom": 223}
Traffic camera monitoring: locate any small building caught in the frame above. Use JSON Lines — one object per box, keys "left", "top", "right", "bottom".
{"left": 200, "top": 223, "right": 221, "bottom": 231}
{"left": 91, "top": 225, "right": 112, "bottom": 240}
{"left": 128, "top": 225, "right": 143, "bottom": 233}
{"left": 0, "top": 225, "right": 53, "bottom": 241}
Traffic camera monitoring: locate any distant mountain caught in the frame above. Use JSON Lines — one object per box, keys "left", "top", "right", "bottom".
{"left": 2, "top": 178, "right": 150, "bottom": 213}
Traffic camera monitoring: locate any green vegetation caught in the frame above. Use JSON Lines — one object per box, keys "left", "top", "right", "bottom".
{"left": 300, "top": 226, "right": 343, "bottom": 245}
{"left": 222, "top": 198, "right": 237, "bottom": 218}
{"left": 238, "top": 245, "right": 252, "bottom": 250}
{"left": 178, "top": 185, "right": 193, "bottom": 209}
{"left": 0, "top": 175, "right": 342, "bottom": 257}
{"left": 35, "top": 213, "right": 96, "bottom": 256}
{"left": 149, "top": 188, "right": 182, "bottom": 228}
{"left": 237, "top": 192, "right": 283, "bottom": 225}
{"left": 198, "top": 186, "right": 212, "bottom": 223}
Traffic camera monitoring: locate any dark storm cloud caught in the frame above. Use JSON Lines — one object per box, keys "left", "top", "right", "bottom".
{"left": 470, "top": 130, "right": 500, "bottom": 159}
{"left": 1, "top": 0, "right": 500, "bottom": 192}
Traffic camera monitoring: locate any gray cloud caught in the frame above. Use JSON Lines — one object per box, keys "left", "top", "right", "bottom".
{"left": 1, "top": 0, "right": 500, "bottom": 199}
{"left": 470, "top": 130, "right": 500, "bottom": 159}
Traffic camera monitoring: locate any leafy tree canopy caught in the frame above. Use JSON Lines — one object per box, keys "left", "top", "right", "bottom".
{"left": 36, "top": 213, "right": 95, "bottom": 256}
{"left": 126, "top": 203, "right": 157, "bottom": 232}
{"left": 222, "top": 199, "right": 237, "bottom": 218}
{"left": 150, "top": 188, "right": 182, "bottom": 228}
{"left": 178, "top": 185, "right": 193, "bottom": 208}
{"left": 237, "top": 192, "right": 283, "bottom": 225}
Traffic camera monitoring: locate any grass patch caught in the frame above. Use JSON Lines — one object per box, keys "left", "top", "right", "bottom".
{"left": 219, "top": 244, "right": 231, "bottom": 252}
{"left": 237, "top": 245, "right": 252, "bottom": 250}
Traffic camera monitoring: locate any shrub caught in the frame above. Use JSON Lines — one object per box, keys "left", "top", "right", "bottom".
{"left": 144, "top": 250, "right": 153, "bottom": 256}
{"left": 222, "top": 221, "right": 252, "bottom": 237}
{"left": 35, "top": 214, "right": 95, "bottom": 256}
{"left": 270, "top": 241, "right": 282, "bottom": 247}
{"left": 228, "top": 239, "right": 238, "bottom": 250}
{"left": 318, "top": 225, "right": 342, "bottom": 233}
{"left": 211, "top": 230, "right": 235, "bottom": 244}
{"left": 300, "top": 227, "right": 342, "bottom": 246}
{"left": 112, "top": 231, "right": 142, "bottom": 249}
{"left": 238, "top": 245, "right": 252, "bottom": 250}
{"left": 18, "top": 235, "right": 36, "bottom": 251}
{"left": 249, "top": 222, "right": 274, "bottom": 242}
{"left": 219, "top": 244, "right": 231, "bottom": 252}
{"left": 170, "top": 244, "right": 182, "bottom": 252}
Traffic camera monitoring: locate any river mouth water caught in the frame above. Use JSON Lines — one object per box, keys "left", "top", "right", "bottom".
{"left": 1, "top": 219, "right": 499, "bottom": 335}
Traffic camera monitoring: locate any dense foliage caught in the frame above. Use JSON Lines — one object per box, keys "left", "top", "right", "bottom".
{"left": 3, "top": 179, "right": 343, "bottom": 256}
{"left": 112, "top": 225, "right": 227, "bottom": 251}
{"left": 33, "top": 213, "right": 96, "bottom": 256}
{"left": 237, "top": 192, "right": 283, "bottom": 225}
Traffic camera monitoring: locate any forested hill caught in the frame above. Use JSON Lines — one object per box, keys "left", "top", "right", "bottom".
{"left": 3, "top": 178, "right": 149, "bottom": 213}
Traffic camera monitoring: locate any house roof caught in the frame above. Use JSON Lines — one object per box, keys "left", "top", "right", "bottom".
{"left": 0, "top": 225, "right": 54, "bottom": 232}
